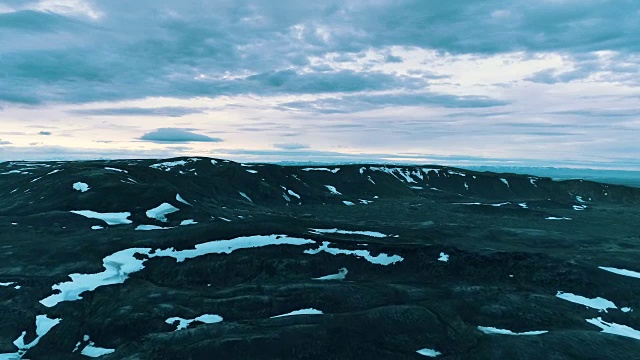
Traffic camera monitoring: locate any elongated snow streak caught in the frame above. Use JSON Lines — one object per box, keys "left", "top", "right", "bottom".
{"left": 309, "top": 228, "right": 390, "bottom": 238}
{"left": 586, "top": 317, "right": 640, "bottom": 340}
{"left": 477, "top": 326, "right": 547, "bottom": 336}
{"left": 416, "top": 348, "right": 442, "bottom": 357}
{"left": 556, "top": 291, "right": 617, "bottom": 312}
{"left": 40, "top": 235, "right": 315, "bottom": 308}
{"left": 599, "top": 266, "right": 640, "bottom": 279}
{"left": 304, "top": 241, "right": 403, "bottom": 265}
{"left": 271, "top": 308, "right": 323, "bottom": 318}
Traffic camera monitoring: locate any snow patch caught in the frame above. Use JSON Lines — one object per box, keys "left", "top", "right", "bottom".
{"left": 545, "top": 217, "right": 572, "bottom": 220}
{"left": 586, "top": 317, "right": 640, "bottom": 340}
{"left": 166, "top": 314, "right": 223, "bottom": 331}
{"left": 325, "top": 185, "right": 341, "bottom": 195}
{"left": 180, "top": 219, "right": 197, "bottom": 226}
{"left": 146, "top": 203, "right": 179, "bottom": 222}
{"left": 246, "top": 169, "right": 258, "bottom": 174}
{"left": 287, "top": 189, "right": 300, "bottom": 199}
{"left": 598, "top": 266, "right": 640, "bottom": 279}
{"left": 135, "top": 225, "right": 172, "bottom": 231}
{"left": 239, "top": 191, "right": 253, "bottom": 203}
{"left": 40, "top": 235, "right": 315, "bottom": 307}
{"left": 309, "top": 228, "right": 390, "bottom": 238}
{"left": 302, "top": 168, "right": 340, "bottom": 173}
{"left": 342, "top": 201, "right": 355, "bottom": 206}
{"left": 271, "top": 308, "right": 323, "bottom": 318}
{"left": 438, "top": 252, "right": 449, "bottom": 262}
{"left": 104, "top": 167, "right": 127, "bottom": 173}
{"left": 70, "top": 211, "right": 132, "bottom": 225}
{"left": 304, "top": 241, "right": 403, "bottom": 265}
{"left": 176, "top": 194, "right": 191, "bottom": 206}
{"left": 477, "top": 326, "right": 547, "bottom": 336}
{"left": 556, "top": 291, "right": 617, "bottom": 312}
{"left": 312, "top": 268, "right": 348, "bottom": 281}
{"left": 500, "top": 178, "right": 510, "bottom": 187}
{"left": 73, "top": 182, "right": 90, "bottom": 192}
{"left": 416, "top": 348, "right": 442, "bottom": 357}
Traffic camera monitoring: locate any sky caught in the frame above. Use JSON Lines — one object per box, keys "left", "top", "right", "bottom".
{"left": 0, "top": 0, "right": 639, "bottom": 169}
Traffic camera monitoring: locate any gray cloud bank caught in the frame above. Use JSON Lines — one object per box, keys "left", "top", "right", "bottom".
{"left": 0, "top": 0, "right": 638, "bottom": 105}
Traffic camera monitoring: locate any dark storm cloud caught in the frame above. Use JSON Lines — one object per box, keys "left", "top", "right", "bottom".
{"left": 139, "top": 128, "right": 223, "bottom": 143}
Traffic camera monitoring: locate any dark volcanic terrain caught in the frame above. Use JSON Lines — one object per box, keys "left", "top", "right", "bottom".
{"left": 1, "top": 157, "right": 639, "bottom": 359}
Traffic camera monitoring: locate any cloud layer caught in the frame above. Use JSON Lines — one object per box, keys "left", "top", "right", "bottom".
{"left": 0, "top": 1, "right": 638, "bottom": 168}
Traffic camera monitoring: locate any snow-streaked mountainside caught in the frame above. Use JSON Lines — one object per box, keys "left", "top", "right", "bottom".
{"left": 1, "top": 157, "right": 639, "bottom": 359}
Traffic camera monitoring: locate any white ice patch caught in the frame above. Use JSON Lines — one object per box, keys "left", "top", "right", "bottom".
{"left": 309, "top": 228, "right": 390, "bottom": 238}
{"left": 146, "top": 203, "right": 179, "bottom": 222}
{"left": 529, "top": 177, "right": 538, "bottom": 187}
{"left": 343, "top": 201, "right": 355, "bottom": 206}
{"left": 359, "top": 199, "right": 373, "bottom": 204}
{"left": 176, "top": 194, "right": 191, "bottom": 206}
{"left": 219, "top": 217, "right": 232, "bottom": 222}
{"left": 313, "top": 267, "right": 348, "bottom": 281}
{"left": 165, "top": 314, "right": 223, "bottom": 331}
{"left": 80, "top": 342, "right": 115, "bottom": 358}
{"left": 477, "top": 326, "right": 547, "bottom": 336}
{"left": 464, "top": 182, "right": 469, "bottom": 190}
{"left": 41, "top": 235, "right": 315, "bottom": 307}
{"left": 135, "top": 225, "right": 172, "bottom": 231}
{"left": 7, "top": 315, "right": 61, "bottom": 356}
{"left": 302, "top": 168, "right": 340, "bottom": 173}
{"left": 150, "top": 159, "right": 197, "bottom": 171}
{"left": 246, "top": 169, "right": 258, "bottom": 174}
{"left": 73, "top": 182, "right": 90, "bottom": 192}
{"left": 304, "top": 241, "right": 403, "bottom": 266}
{"left": 576, "top": 196, "right": 587, "bottom": 203}
{"left": 586, "top": 317, "right": 640, "bottom": 340}
{"left": 598, "top": 266, "right": 640, "bottom": 279}
{"left": 287, "top": 190, "right": 300, "bottom": 199}
{"left": 545, "top": 217, "right": 572, "bottom": 220}
{"left": 448, "top": 170, "right": 466, "bottom": 177}
{"left": 104, "top": 167, "right": 127, "bottom": 173}
{"left": 416, "top": 348, "right": 442, "bottom": 357}
{"left": 411, "top": 186, "right": 423, "bottom": 190}
{"left": 91, "top": 226, "right": 103, "bottom": 230}
{"left": 500, "top": 178, "right": 510, "bottom": 187}
{"left": 239, "top": 191, "right": 253, "bottom": 203}
{"left": 271, "top": 308, "right": 323, "bottom": 318}
{"left": 622, "top": 307, "right": 633, "bottom": 313}
{"left": 325, "top": 185, "right": 341, "bottom": 195}
{"left": 0, "top": 282, "right": 16, "bottom": 286}
{"left": 556, "top": 291, "right": 617, "bottom": 312}
{"left": 489, "top": 202, "right": 510, "bottom": 207}
{"left": 573, "top": 205, "right": 587, "bottom": 211}
{"left": 180, "top": 219, "right": 197, "bottom": 226}
{"left": 70, "top": 211, "right": 132, "bottom": 225}
{"left": 438, "top": 252, "right": 449, "bottom": 262}
{"left": 518, "top": 203, "right": 528, "bottom": 209}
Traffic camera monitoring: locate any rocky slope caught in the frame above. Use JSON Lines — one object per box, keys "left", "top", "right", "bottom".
{"left": 1, "top": 157, "right": 639, "bottom": 359}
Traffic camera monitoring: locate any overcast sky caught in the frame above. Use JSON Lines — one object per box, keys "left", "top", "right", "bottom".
{"left": 0, "top": 0, "right": 638, "bottom": 168}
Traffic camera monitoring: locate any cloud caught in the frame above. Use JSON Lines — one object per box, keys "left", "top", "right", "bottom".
{"left": 0, "top": 140, "right": 11, "bottom": 145}
{"left": 273, "top": 143, "right": 310, "bottom": 150}
{"left": 38, "top": 131, "right": 52, "bottom": 135}
{"left": 139, "top": 128, "right": 223, "bottom": 143}
{"left": 1, "top": 1, "right": 636, "bottom": 105}
{"left": 279, "top": 93, "right": 508, "bottom": 113}
{"left": 69, "top": 107, "right": 206, "bottom": 117}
